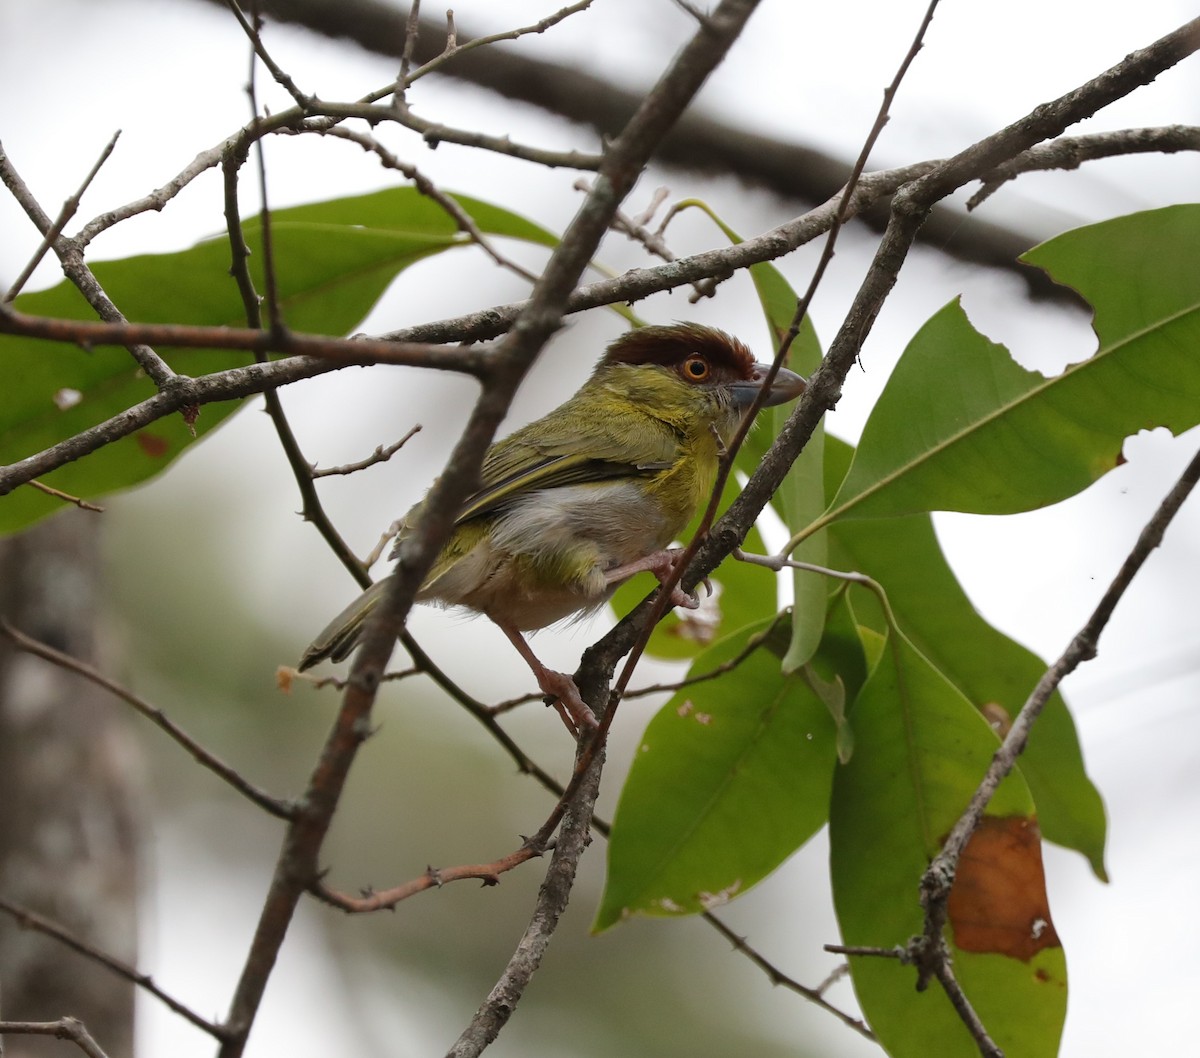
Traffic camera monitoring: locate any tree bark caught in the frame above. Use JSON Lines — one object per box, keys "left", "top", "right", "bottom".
{"left": 0, "top": 511, "right": 141, "bottom": 1057}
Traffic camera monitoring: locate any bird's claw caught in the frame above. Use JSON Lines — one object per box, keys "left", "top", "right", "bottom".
{"left": 538, "top": 668, "right": 599, "bottom": 739}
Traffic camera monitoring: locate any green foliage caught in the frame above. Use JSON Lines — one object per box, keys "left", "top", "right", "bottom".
{"left": 0, "top": 188, "right": 559, "bottom": 533}
{"left": 822, "top": 204, "right": 1200, "bottom": 526}
{"left": 594, "top": 615, "right": 839, "bottom": 929}
{"left": 602, "top": 205, "right": 1200, "bottom": 1053}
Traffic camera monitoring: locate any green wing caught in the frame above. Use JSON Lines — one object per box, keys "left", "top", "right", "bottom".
{"left": 456, "top": 451, "right": 667, "bottom": 523}
{"left": 392, "top": 396, "right": 683, "bottom": 557}
{"left": 457, "top": 396, "right": 682, "bottom": 523}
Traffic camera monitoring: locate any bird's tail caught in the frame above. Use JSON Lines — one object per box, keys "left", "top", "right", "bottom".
{"left": 298, "top": 577, "right": 391, "bottom": 671}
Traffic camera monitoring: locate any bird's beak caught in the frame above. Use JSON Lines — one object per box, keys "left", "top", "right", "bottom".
{"left": 731, "top": 362, "right": 807, "bottom": 409}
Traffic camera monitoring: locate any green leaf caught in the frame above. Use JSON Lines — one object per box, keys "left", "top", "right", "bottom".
{"left": 823, "top": 435, "right": 1106, "bottom": 878}
{"left": 823, "top": 205, "right": 1200, "bottom": 524}
{"left": 830, "top": 630, "right": 1067, "bottom": 1057}
{"left": 595, "top": 615, "right": 837, "bottom": 930}
{"left": 0, "top": 187, "right": 559, "bottom": 534}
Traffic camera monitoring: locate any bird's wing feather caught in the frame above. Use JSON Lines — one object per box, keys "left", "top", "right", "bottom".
{"left": 390, "top": 399, "right": 682, "bottom": 559}
{"left": 460, "top": 442, "right": 674, "bottom": 523}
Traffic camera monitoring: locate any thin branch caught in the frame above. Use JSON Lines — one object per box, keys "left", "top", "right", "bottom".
{"left": 619, "top": 608, "right": 788, "bottom": 699}
{"left": 401, "top": 0, "right": 597, "bottom": 90}
{"left": 309, "top": 98, "right": 603, "bottom": 170}
{"left": 0, "top": 142, "right": 177, "bottom": 387}
{"left": 27, "top": 478, "right": 105, "bottom": 513}
{"left": 704, "top": 912, "right": 874, "bottom": 1040}
{"left": 0, "top": 318, "right": 483, "bottom": 500}
{"left": 279, "top": 663, "right": 421, "bottom": 692}
{"left": 968, "top": 124, "right": 1200, "bottom": 208}
{"left": 0, "top": 1018, "right": 111, "bottom": 1058}
{"left": 312, "top": 840, "right": 547, "bottom": 913}
{"left": 394, "top": 0, "right": 423, "bottom": 105}
{"left": 310, "top": 425, "right": 421, "bottom": 477}
{"left": 3, "top": 130, "right": 120, "bottom": 302}
{"left": 313, "top": 125, "right": 540, "bottom": 282}
{"left": 223, "top": 0, "right": 314, "bottom": 108}
{"left": 0, "top": 896, "right": 226, "bottom": 1040}
{"left": 0, "top": 622, "right": 293, "bottom": 820}
{"left": 596, "top": 182, "right": 720, "bottom": 301}
{"left": 222, "top": 59, "right": 374, "bottom": 588}
{"left": 398, "top": 630, "right": 569, "bottom": 797}
{"left": 444, "top": 739, "right": 603, "bottom": 1058}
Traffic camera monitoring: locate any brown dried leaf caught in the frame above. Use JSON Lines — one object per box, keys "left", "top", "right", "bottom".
{"left": 947, "top": 815, "right": 1061, "bottom": 961}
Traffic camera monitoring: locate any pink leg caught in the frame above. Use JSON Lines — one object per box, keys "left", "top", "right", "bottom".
{"left": 494, "top": 620, "right": 597, "bottom": 737}
{"left": 604, "top": 548, "right": 707, "bottom": 610}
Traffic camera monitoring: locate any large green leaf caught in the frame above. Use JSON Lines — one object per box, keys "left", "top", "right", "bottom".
{"left": 741, "top": 265, "right": 826, "bottom": 672}
{"left": 830, "top": 629, "right": 1067, "bottom": 1057}
{"left": 823, "top": 435, "right": 1107, "bottom": 878}
{"left": 595, "top": 616, "right": 838, "bottom": 930}
{"left": 0, "top": 187, "right": 558, "bottom": 534}
{"left": 821, "top": 204, "right": 1200, "bottom": 525}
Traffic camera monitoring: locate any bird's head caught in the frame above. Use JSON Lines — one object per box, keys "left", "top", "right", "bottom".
{"left": 593, "top": 323, "right": 806, "bottom": 440}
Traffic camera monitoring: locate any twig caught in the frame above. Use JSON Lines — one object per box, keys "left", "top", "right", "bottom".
{"left": 968, "top": 124, "right": 1200, "bottom": 208}
{"left": 394, "top": 0, "right": 424, "bottom": 106}
{"left": 223, "top": 0, "right": 313, "bottom": 108}
{"left": 0, "top": 896, "right": 226, "bottom": 1040}
{"left": 401, "top": 0, "right": 597, "bottom": 90}
{"left": 279, "top": 663, "right": 420, "bottom": 692}
{"left": 223, "top": 53, "right": 372, "bottom": 588}
{"left": 0, "top": 1018, "right": 110, "bottom": 1058}
{"left": 619, "top": 608, "right": 788, "bottom": 699}
{"left": 310, "top": 426, "right": 422, "bottom": 477}
{"left": 0, "top": 621, "right": 293, "bottom": 820}
{"left": 311, "top": 98, "right": 603, "bottom": 170}
{"left": 595, "top": 183, "right": 720, "bottom": 301}
{"left": 704, "top": 912, "right": 875, "bottom": 1039}
{"left": 3, "top": 130, "right": 120, "bottom": 302}
{"left": 0, "top": 142, "right": 177, "bottom": 388}
{"left": 313, "top": 125, "right": 540, "bottom": 282}
{"left": 27, "top": 479, "right": 105, "bottom": 513}
{"left": 312, "top": 840, "right": 548, "bottom": 913}
{"left": 444, "top": 737, "right": 604, "bottom": 1058}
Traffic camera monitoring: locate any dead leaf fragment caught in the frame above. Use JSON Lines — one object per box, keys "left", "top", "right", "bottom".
{"left": 947, "top": 815, "right": 1061, "bottom": 962}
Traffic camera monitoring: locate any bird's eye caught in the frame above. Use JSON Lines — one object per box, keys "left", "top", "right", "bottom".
{"left": 682, "top": 355, "right": 710, "bottom": 381}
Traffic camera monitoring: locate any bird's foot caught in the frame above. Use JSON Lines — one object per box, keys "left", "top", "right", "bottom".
{"left": 606, "top": 548, "right": 712, "bottom": 610}
{"left": 537, "top": 668, "right": 598, "bottom": 739}
{"left": 494, "top": 619, "right": 597, "bottom": 738}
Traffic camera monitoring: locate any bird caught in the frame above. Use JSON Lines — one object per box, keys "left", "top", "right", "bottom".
{"left": 299, "top": 323, "right": 806, "bottom": 734}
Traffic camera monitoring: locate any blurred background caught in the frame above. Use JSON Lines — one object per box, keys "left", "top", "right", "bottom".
{"left": 1, "top": 0, "right": 1198, "bottom": 1055}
